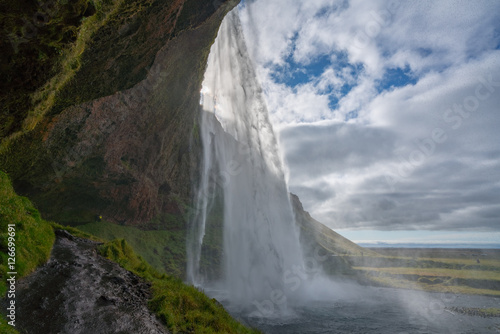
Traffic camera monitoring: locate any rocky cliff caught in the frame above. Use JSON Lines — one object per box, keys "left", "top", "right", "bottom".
{"left": 0, "top": 0, "right": 239, "bottom": 227}
{"left": 290, "top": 193, "right": 376, "bottom": 276}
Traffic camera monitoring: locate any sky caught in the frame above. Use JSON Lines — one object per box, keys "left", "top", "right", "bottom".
{"left": 237, "top": 0, "right": 500, "bottom": 247}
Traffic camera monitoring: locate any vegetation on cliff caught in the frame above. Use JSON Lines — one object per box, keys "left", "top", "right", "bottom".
{"left": 0, "top": 0, "right": 128, "bottom": 150}
{"left": 79, "top": 219, "right": 187, "bottom": 277}
{"left": 0, "top": 170, "right": 54, "bottom": 333}
{"left": 0, "top": 171, "right": 54, "bottom": 295}
{"left": 0, "top": 0, "right": 95, "bottom": 140}
{"left": 0, "top": 171, "right": 257, "bottom": 333}
{"left": 101, "top": 238, "right": 259, "bottom": 333}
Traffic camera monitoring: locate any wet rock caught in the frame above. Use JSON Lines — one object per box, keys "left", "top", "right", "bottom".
{"left": 12, "top": 230, "right": 169, "bottom": 334}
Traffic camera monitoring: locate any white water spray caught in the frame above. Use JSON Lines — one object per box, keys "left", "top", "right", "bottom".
{"left": 187, "top": 10, "right": 305, "bottom": 309}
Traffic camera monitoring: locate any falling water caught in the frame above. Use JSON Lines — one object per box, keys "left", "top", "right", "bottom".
{"left": 187, "top": 9, "right": 304, "bottom": 309}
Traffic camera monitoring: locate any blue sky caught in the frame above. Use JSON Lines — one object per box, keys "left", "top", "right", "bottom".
{"left": 238, "top": 0, "right": 500, "bottom": 246}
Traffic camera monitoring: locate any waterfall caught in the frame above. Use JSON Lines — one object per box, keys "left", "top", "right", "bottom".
{"left": 187, "top": 9, "right": 304, "bottom": 311}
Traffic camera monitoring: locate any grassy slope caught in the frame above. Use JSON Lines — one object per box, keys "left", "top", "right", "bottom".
{"left": 299, "top": 215, "right": 376, "bottom": 257}
{"left": 100, "top": 239, "right": 259, "bottom": 334}
{"left": 291, "top": 193, "right": 376, "bottom": 257}
{"left": 0, "top": 319, "right": 20, "bottom": 334}
{"left": 0, "top": 171, "right": 55, "bottom": 293}
{"left": 291, "top": 193, "right": 378, "bottom": 277}
{"left": 0, "top": 170, "right": 55, "bottom": 333}
{"left": 78, "top": 220, "right": 186, "bottom": 277}
{"left": 0, "top": 171, "right": 257, "bottom": 333}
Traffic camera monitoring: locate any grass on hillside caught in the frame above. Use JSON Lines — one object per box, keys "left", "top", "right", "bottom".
{"left": 0, "top": 170, "right": 55, "bottom": 333}
{"left": 0, "top": 171, "right": 55, "bottom": 295}
{"left": 78, "top": 220, "right": 186, "bottom": 277}
{"left": 100, "top": 238, "right": 260, "bottom": 334}
{"left": 50, "top": 222, "right": 104, "bottom": 242}
{"left": 0, "top": 170, "right": 257, "bottom": 333}
{"left": 354, "top": 266, "right": 500, "bottom": 281}
{"left": 0, "top": 318, "right": 20, "bottom": 334}
{"left": 364, "top": 273, "right": 500, "bottom": 296}
{"left": 419, "top": 257, "right": 500, "bottom": 268}
{"left": 348, "top": 252, "right": 500, "bottom": 296}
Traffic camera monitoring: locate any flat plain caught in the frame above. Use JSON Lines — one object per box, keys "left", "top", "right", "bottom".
{"left": 348, "top": 248, "right": 500, "bottom": 297}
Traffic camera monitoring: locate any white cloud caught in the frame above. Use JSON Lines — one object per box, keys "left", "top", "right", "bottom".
{"left": 238, "top": 0, "right": 500, "bottom": 233}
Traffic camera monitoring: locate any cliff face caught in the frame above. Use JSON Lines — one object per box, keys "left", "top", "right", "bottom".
{"left": 290, "top": 193, "right": 376, "bottom": 276}
{"left": 291, "top": 193, "right": 375, "bottom": 257}
{"left": 0, "top": 0, "right": 239, "bottom": 226}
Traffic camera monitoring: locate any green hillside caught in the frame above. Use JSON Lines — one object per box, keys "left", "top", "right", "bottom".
{"left": 0, "top": 170, "right": 258, "bottom": 333}
{"left": 291, "top": 193, "right": 377, "bottom": 257}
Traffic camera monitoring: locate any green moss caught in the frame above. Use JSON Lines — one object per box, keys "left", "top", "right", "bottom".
{"left": 0, "top": 170, "right": 54, "bottom": 332}
{"left": 78, "top": 220, "right": 186, "bottom": 277}
{"left": 0, "top": 171, "right": 55, "bottom": 296}
{"left": 0, "top": 0, "right": 98, "bottom": 141}
{"left": 50, "top": 222, "right": 104, "bottom": 242}
{"left": 99, "top": 238, "right": 260, "bottom": 334}
{"left": 0, "top": 314, "right": 20, "bottom": 334}
{"left": 0, "top": 0, "right": 130, "bottom": 154}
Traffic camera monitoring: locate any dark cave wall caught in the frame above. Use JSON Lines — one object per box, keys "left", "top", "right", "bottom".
{"left": 0, "top": 0, "right": 240, "bottom": 226}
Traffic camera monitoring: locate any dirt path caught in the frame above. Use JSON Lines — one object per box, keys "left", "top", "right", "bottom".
{"left": 13, "top": 230, "right": 168, "bottom": 334}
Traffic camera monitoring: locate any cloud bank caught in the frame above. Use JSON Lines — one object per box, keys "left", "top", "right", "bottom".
{"left": 238, "top": 0, "right": 500, "bottom": 234}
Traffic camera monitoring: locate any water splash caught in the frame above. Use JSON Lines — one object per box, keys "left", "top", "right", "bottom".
{"left": 187, "top": 9, "right": 304, "bottom": 310}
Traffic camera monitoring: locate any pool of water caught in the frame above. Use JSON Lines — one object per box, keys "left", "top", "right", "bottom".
{"left": 217, "top": 284, "right": 500, "bottom": 333}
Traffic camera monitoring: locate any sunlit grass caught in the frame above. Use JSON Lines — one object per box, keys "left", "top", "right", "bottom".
{"left": 78, "top": 220, "right": 186, "bottom": 277}
{"left": 353, "top": 254, "right": 500, "bottom": 296}
{"left": 0, "top": 171, "right": 257, "bottom": 332}
{"left": 482, "top": 308, "right": 500, "bottom": 317}
{"left": 0, "top": 171, "right": 55, "bottom": 296}
{"left": 0, "top": 316, "right": 20, "bottom": 334}
{"left": 418, "top": 257, "right": 500, "bottom": 268}
{"left": 364, "top": 274, "right": 500, "bottom": 296}
{"left": 354, "top": 266, "right": 500, "bottom": 281}
{"left": 100, "top": 238, "right": 260, "bottom": 334}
